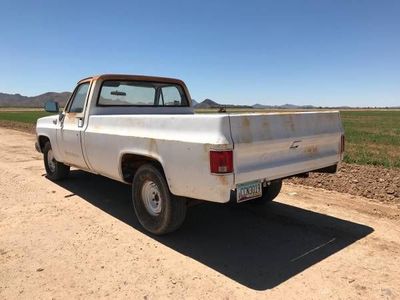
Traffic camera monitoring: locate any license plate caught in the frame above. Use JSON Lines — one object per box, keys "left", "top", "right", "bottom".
{"left": 237, "top": 180, "right": 262, "bottom": 203}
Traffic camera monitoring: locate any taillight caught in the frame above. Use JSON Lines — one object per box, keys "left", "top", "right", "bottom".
{"left": 340, "top": 134, "right": 345, "bottom": 153}
{"left": 210, "top": 150, "right": 233, "bottom": 174}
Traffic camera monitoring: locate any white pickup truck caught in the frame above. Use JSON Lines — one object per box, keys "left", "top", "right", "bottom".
{"left": 36, "top": 74, "right": 345, "bottom": 234}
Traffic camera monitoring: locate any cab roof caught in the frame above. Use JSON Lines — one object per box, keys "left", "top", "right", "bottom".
{"left": 77, "top": 74, "right": 185, "bottom": 85}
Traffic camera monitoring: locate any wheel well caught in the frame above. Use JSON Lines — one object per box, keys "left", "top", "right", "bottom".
{"left": 120, "top": 153, "right": 165, "bottom": 183}
{"left": 38, "top": 136, "right": 50, "bottom": 152}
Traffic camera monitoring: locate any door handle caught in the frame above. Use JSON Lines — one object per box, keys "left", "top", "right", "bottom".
{"left": 52, "top": 119, "right": 57, "bottom": 125}
{"left": 77, "top": 117, "right": 84, "bottom": 128}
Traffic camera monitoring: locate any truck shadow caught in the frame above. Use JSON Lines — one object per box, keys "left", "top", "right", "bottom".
{"left": 52, "top": 170, "right": 373, "bottom": 290}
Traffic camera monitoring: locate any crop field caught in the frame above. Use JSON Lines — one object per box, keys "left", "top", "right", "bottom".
{"left": 0, "top": 109, "right": 399, "bottom": 168}
{"left": 0, "top": 111, "right": 51, "bottom": 123}
{"left": 341, "top": 110, "right": 400, "bottom": 168}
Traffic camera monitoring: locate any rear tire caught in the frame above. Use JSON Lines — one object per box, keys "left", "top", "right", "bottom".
{"left": 249, "top": 180, "right": 282, "bottom": 205}
{"left": 43, "top": 142, "right": 70, "bottom": 181}
{"left": 132, "top": 164, "right": 187, "bottom": 235}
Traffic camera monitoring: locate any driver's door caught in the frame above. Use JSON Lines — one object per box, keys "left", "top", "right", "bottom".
{"left": 57, "top": 82, "right": 90, "bottom": 169}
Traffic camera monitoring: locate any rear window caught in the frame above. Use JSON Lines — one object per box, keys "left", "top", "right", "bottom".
{"left": 98, "top": 80, "right": 188, "bottom": 107}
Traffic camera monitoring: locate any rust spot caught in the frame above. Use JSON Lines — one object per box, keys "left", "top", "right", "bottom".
{"left": 128, "top": 118, "right": 145, "bottom": 127}
{"left": 148, "top": 138, "right": 158, "bottom": 154}
{"left": 284, "top": 115, "right": 295, "bottom": 132}
{"left": 242, "top": 116, "right": 250, "bottom": 128}
{"left": 66, "top": 112, "right": 77, "bottom": 119}
{"left": 239, "top": 116, "right": 253, "bottom": 143}
{"left": 304, "top": 145, "right": 319, "bottom": 156}
{"left": 202, "top": 144, "right": 210, "bottom": 162}
{"left": 262, "top": 119, "right": 270, "bottom": 128}
{"left": 261, "top": 117, "right": 272, "bottom": 140}
{"left": 217, "top": 175, "right": 229, "bottom": 186}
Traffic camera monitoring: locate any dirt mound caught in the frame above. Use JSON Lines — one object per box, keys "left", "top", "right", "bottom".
{"left": 288, "top": 163, "right": 400, "bottom": 203}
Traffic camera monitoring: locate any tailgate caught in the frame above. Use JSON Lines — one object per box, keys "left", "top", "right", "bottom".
{"left": 229, "top": 112, "right": 343, "bottom": 184}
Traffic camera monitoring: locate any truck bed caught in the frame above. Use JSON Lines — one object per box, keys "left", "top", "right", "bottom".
{"left": 79, "top": 111, "right": 343, "bottom": 203}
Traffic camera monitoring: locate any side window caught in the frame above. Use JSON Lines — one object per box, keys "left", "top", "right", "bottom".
{"left": 160, "top": 86, "right": 183, "bottom": 106}
{"left": 68, "top": 83, "right": 90, "bottom": 113}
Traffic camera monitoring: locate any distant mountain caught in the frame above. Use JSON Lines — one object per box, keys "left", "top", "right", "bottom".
{"left": 252, "top": 103, "right": 272, "bottom": 109}
{"left": 191, "top": 99, "right": 198, "bottom": 107}
{"left": 0, "top": 92, "right": 71, "bottom": 107}
{"left": 280, "top": 104, "right": 301, "bottom": 109}
{"left": 251, "top": 103, "right": 390, "bottom": 109}
{"left": 252, "top": 103, "right": 317, "bottom": 109}
{"left": 194, "top": 99, "right": 221, "bottom": 109}
{"left": 2, "top": 91, "right": 396, "bottom": 109}
{"left": 194, "top": 99, "right": 317, "bottom": 110}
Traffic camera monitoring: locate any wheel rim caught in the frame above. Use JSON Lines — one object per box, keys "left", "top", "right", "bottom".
{"left": 47, "top": 149, "right": 56, "bottom": 173}
{"left": 141, "top": 180, "right": 162, "bottom": 216}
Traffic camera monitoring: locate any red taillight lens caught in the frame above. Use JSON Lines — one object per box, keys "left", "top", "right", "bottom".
{"left": 210, "top": 150, "right": 233, "bottom": 174}
{"left": 340, "top": 134, "right": 345, "bottom": 153}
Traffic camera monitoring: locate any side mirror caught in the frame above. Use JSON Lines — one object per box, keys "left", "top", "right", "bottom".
{"left": 44, "top": 100, "right": 59, "bottom": 113}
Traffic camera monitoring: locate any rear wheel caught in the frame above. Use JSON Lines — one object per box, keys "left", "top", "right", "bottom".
{"left": 132, "top": 164, "right": 187, "bottom": 235}
{"left": 43, "top": 142, "right": 70, "bottom": 181}
{"left": 248, "top": 180, "right": 282, "bottom": 205}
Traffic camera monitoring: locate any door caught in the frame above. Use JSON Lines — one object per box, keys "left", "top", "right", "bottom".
{"left": 57, "top": 82, "right": 91, "bottom": 169}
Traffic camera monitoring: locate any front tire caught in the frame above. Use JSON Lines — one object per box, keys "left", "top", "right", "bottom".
{"left": 132, "top": 164, "right": 187, "bottom": 235}
{"left": 43, "top": 142, "right": 70, "bottom": 181}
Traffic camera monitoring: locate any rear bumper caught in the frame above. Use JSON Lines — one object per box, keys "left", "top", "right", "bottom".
{"left": 227, "top": 163, "right": 339, "bottom": 203}
{"left": 311, "top": 164, "right": 338, "bottom": 174}
{"left": 282, "top": 163, "right": 339, "bottom": 179}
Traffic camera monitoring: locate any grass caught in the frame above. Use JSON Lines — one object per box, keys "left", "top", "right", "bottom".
{"left": 0, "top": 109, "right": 399, "bottom": 168}
{"left": 340, "top": 110, "right": 400, "bottom": 168}
{"left": 0, "top": 111, "right": 52, "bottom": 123}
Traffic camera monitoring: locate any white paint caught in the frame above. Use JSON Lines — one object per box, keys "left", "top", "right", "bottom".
{"left": 36, "top": 76, "right": 344, "bottom": 203}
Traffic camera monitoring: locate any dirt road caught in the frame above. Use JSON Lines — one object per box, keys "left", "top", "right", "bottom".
{"left": 0, "top": 127, "right": 399, "bottom": 299}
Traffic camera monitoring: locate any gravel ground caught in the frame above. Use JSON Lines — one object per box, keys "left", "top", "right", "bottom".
{"left": 288, "top": 162, "right": 400, "bottom": 203}
{"left": 1, "top": 127, "right": 399, "bottom": 299}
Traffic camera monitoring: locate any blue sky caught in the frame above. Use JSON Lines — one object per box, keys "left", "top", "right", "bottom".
{"left": 0, "top": 0, "right": 399, "bottom": 107}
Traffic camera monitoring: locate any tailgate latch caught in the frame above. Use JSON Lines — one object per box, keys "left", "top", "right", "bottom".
{"left": 289, "top": 140, "right": 302, "bottom": 149}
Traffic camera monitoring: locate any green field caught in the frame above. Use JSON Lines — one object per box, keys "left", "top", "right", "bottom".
{"left": 0, "top": 109, "right": 399, "bottom": 168}
{"left": 340, "top": 110, "right": 400, "bottom": 168}
{"left": 0, "top": 111, "right": 52, "bottom": 123}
